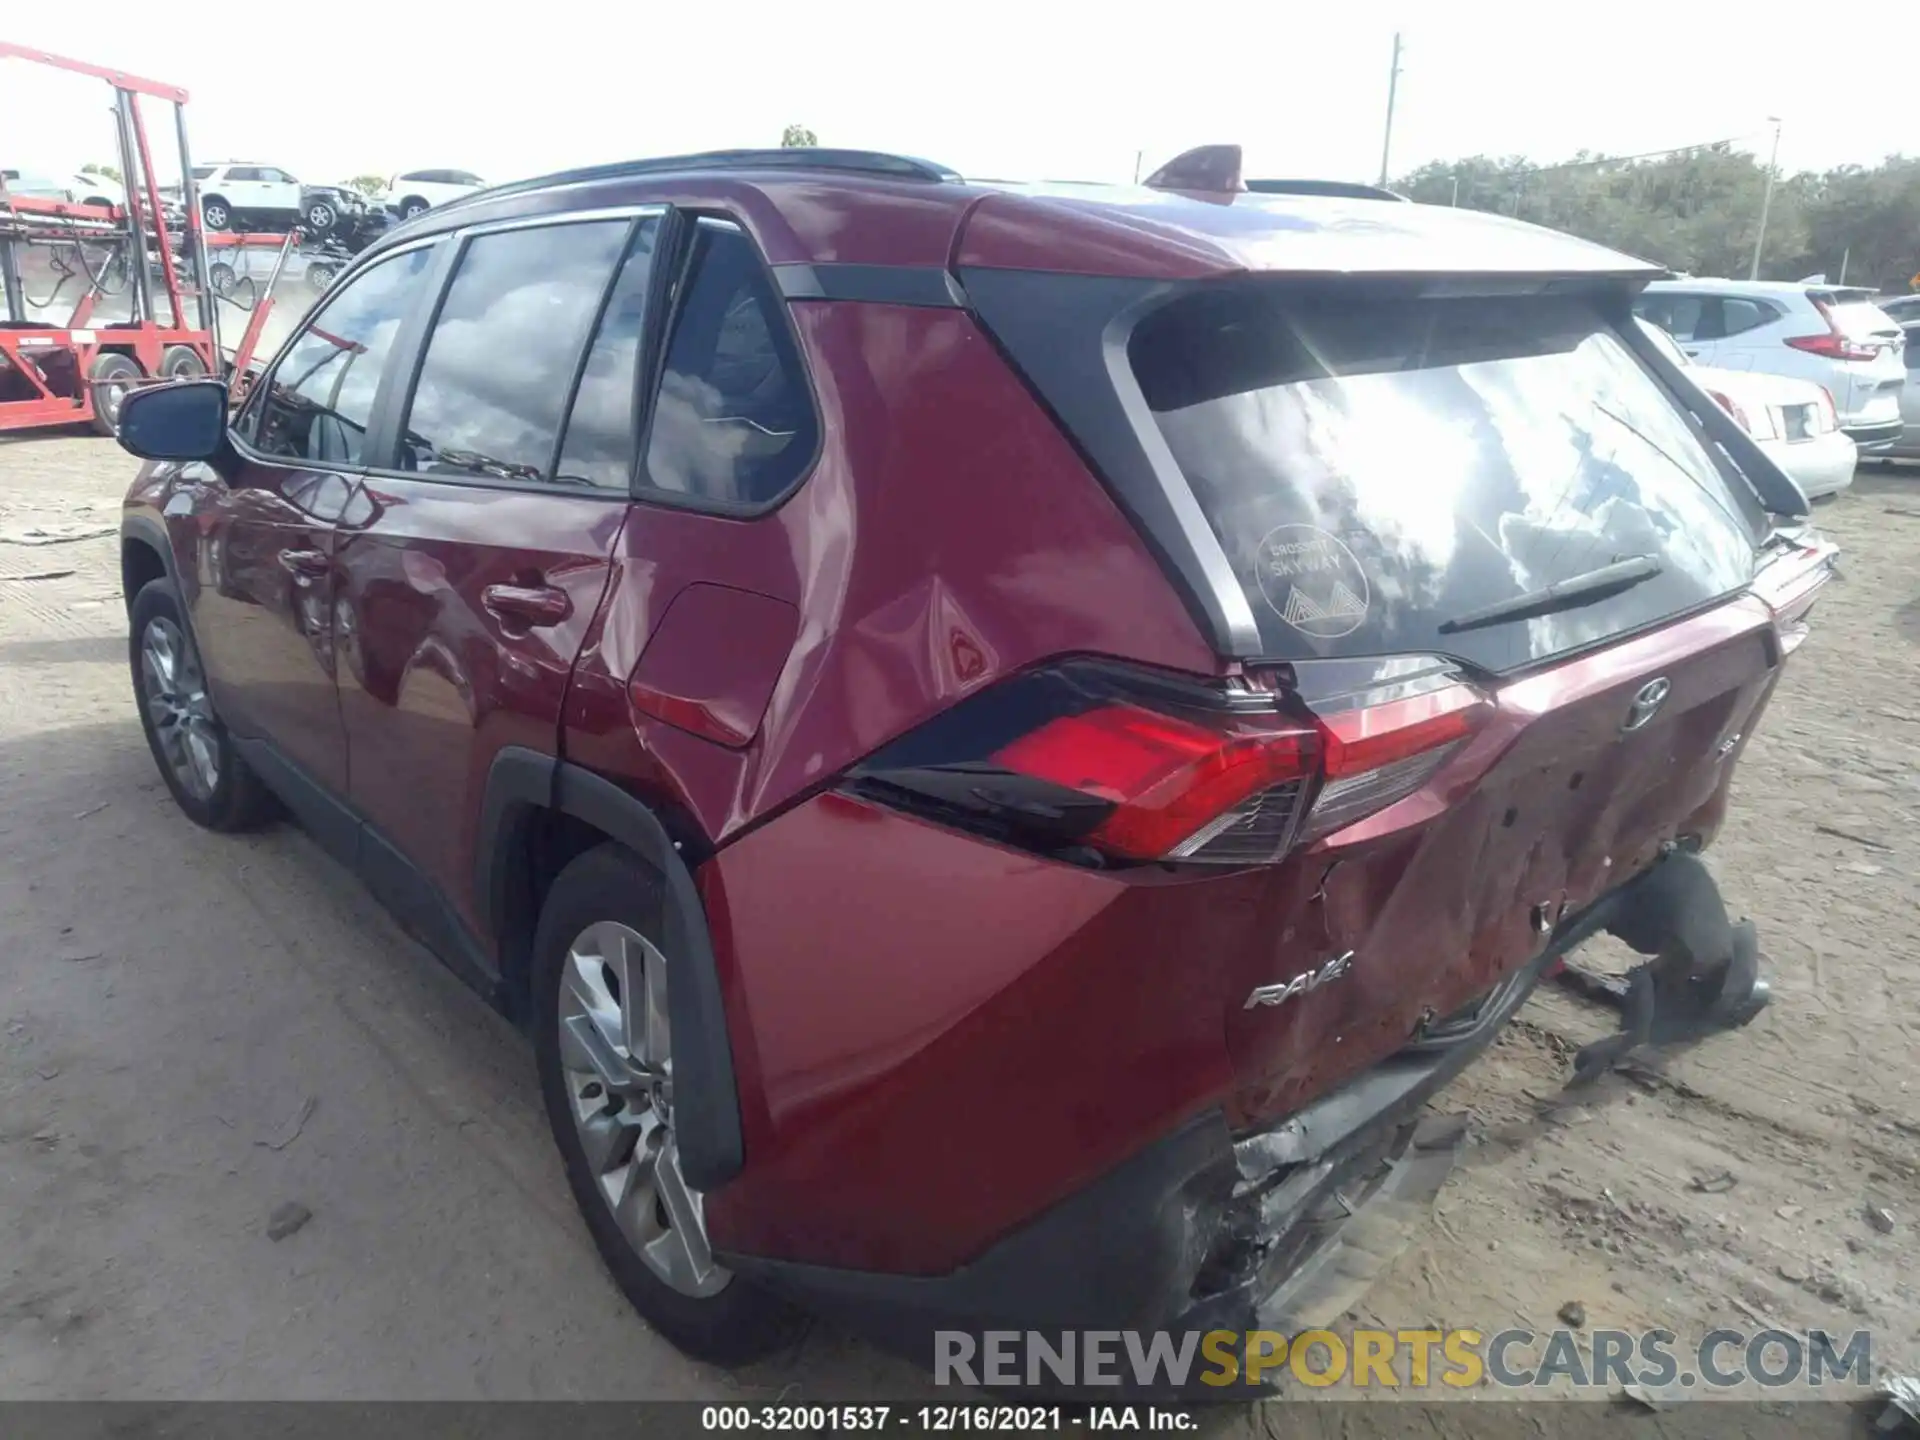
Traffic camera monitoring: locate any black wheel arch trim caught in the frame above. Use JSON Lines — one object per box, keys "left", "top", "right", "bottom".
{"left": 475, "top": 748, "right": 744, "bottom": 1192}
{"left": 120, "top": 512, "right": 181, "bottom": 605}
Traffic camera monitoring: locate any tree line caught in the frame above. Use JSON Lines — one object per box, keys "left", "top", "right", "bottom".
{"left": 1395, "top": 147, "right": 1920, "bottom": 294}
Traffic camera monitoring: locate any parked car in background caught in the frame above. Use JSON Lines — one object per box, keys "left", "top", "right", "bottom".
{"left": 1637, "top": 319, "right": 1857, "bottom": 498}
{"left": 186, "top": 162, "right": 376, "bottom": 242}
{"left": 1878, "top": 294, "right": 1920, "bottom": 324}
{"left": 112, "top": 147, "right": 1832, "bottom": 1374}
{"left": 383, "top": 168, "right": 486, "bottom": 220}
{"left": 1635, "top": 279, "right": 1907, "bottom": 452}
{"left": 1, "top": 166, "right": 123, "bottom": 208}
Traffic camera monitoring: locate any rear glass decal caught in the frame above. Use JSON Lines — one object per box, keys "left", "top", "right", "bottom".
{"left": 1256, "top": 524, "right": 1370, "bottom": 638}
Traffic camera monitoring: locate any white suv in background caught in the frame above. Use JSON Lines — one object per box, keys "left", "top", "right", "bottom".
{"left": 1637, "top": 319, "right": 1857, "bottom": 498}
{"left": 383, "top": 169, "right": 486, "bottom": 220}
{"left": 1635, "top": 279, "right": 1907, "bottom": 452}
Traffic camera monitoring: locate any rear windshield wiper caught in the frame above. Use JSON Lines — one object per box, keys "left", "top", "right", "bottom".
{"left": 1438, "top": 555, "right": 1664, "bottom": 634}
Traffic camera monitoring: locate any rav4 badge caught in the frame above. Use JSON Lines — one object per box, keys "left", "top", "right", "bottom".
{"left": 1244, "top": 950, "right": 1356, "bottom": 1010}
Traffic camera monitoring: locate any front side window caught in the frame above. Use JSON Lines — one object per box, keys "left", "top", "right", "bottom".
{"left": 641, "top": 219, "right": 818, "bottom": 508}
{"left": 398, "top": 220, "right": 630, "bottom": 482}
{"left": 240, "top": 246, "right": 435, "bottom": 465}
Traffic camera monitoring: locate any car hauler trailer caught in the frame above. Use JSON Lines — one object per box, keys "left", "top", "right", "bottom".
{"left": 0, "top": 42, "right": 287, "bottom": 434}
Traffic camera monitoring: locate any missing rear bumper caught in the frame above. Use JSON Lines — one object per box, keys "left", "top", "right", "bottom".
{"left": 733, "top": 853, "right": 1761, "bottom": 1379}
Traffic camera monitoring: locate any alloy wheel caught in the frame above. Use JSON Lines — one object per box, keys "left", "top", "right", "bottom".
{"left": 557, "top": 920, "right": 728, "bottom": 1298}
{"left": 140, "top": 615, "right": 220, "bottom": 801}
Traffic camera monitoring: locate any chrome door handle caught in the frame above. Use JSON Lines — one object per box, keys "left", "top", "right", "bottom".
{"left": 482, "top": 583, "right": 572, "bottom": 628}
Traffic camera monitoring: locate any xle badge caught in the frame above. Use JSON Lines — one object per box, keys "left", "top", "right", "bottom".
{"left": 1244, "top": 951, "right": 1355, "bottom": 1009}
{"left": 1254, "top": 524, "right": 1371, "bottom": 639}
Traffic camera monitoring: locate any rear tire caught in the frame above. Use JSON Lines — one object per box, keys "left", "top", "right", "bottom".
{"left": 87, "top": 352, "right": 142, "bottom": 436}
{"left": 532, "top": 843, "right": 804, "bottom": 1364}
{"left": 201, "top": 197, "right": 231, "bottom": 231}
{"left": 129, "top": 578, "right": 276, "bottom": 832}
{"left": 158, "top": 345, "right": 206, "bottom": 380}
{"left": 400, "top": 197, "right": 428, "bottom": 221}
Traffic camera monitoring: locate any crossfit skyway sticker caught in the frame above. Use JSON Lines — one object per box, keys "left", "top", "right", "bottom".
{"left": 1255, "top": 524, "right": 1370, "bottom": 639}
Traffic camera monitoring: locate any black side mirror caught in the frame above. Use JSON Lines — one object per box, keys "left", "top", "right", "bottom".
{"left": 116, "top": 378, "right": 230, "bottom": 461}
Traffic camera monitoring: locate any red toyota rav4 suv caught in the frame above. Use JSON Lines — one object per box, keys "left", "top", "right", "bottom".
{"left": 115, "top": 147, "right": 1835, "bottom": 1370}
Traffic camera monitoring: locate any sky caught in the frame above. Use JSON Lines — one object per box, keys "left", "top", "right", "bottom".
{"left": 5, "top": 1, "right": 1916, "bottom": 192}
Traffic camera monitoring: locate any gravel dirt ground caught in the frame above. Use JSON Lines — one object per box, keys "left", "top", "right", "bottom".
{"left": 1, "top": 432, "right": 1916, "bottom": 1427}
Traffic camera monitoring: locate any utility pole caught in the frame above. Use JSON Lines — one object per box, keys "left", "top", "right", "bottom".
{"left": 1748, "top": 117, "right": 1782, "bottom": 281}
{"left": 1377, "top": 32, "right": 1402, "bottom": 188}
{"left": 1133, "top": 149, "right": 1143, "bottom": 184}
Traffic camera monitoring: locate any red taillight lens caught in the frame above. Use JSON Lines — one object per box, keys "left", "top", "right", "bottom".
{"left": 994, "top": 703, "right": 1318, "bottom": 860}
{"left": 1317, "top": 683, "right": 1489, "bottom": 776}
{"left": 1815, "top": 386, "right": 1838, "bottom": 432}
{"left": 850, "top": 657, "right": 1491, "bottom": 869}
{"left": 1784, "top": 333, "right": 1877, "bottom": 363}
{"left": 1297, "top": 676, "right": 1491, "bottom": 843}
{"left": 1705, "top": 388, "right": 1753, "bottom": 433}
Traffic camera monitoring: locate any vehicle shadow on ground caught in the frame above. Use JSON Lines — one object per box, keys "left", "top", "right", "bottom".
{"left": 0, "top": 715, "right": 940, "bottom": 1400}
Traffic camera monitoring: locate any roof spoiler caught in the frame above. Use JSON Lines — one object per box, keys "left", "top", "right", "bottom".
{"left": 1143, "top": 144, "right": 1245, "bottom": 194}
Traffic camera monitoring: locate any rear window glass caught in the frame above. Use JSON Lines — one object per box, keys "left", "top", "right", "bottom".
{"left": 1130, "top": 289, "right": 1763, "bottom": 672}
{"left": 1824, "top": 301, "right": 1900, "bottom": 339}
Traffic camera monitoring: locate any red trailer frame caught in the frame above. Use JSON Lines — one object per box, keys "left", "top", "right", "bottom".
{"left": 0, "top": 42, "right": 223, "bottom": 433}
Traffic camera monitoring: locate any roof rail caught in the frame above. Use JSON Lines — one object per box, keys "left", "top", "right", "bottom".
{"left": 427, "top": 147, "right": 960, "bottom": 220}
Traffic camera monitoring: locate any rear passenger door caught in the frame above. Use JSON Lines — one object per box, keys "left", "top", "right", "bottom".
{"left": 331, "top": 210, "right": 664, "bottom": 943}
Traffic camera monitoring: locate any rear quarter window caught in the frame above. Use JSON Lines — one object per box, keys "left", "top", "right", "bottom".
{"left": 638, "top": 219, "right": 818, "bottom": 510}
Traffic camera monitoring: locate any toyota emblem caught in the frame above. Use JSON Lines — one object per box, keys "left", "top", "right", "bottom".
{"left": 1622, "top": 677, "right": 1671, "bottom": 732}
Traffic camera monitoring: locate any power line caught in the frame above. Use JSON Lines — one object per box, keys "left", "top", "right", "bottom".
{"left": 1496, "top": 133, "right": 1766, "bottom": 178}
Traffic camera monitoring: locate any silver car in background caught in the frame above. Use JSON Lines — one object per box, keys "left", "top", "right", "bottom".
{"left": 1636, "top": 279, "right": 1906, "bottom": 453}
{"left": 1638, "top": 319, "right": 1858, "bottom": 498}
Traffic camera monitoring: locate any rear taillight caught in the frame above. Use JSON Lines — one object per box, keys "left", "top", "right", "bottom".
{"left": 1784, "top": 333, "right": 1877, "bottom": 362}
{"left": 1299, "top": 673, "right": 1489, "bottom": 842}
{"left": 1703, "top": 388, "right": 1773, "bottom": 439}
{"left": 1789, "top": 303, "right": 1879, "bottom": 363}
{"left": 848, "top": 657, "right": 1490, "bottom": 868}
{"left": 1815, "top": 387, "right": 1838, "bottom": 432}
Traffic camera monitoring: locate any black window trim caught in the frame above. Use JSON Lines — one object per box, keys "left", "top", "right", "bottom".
{"left": 227, "top": 232, "right": 449, "bottom": 474}
{"left": 627, "top": 211, "right": 826, "bottom": 520}
{"left": 358, "top": 205, "right": 667, "bottom": 500}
